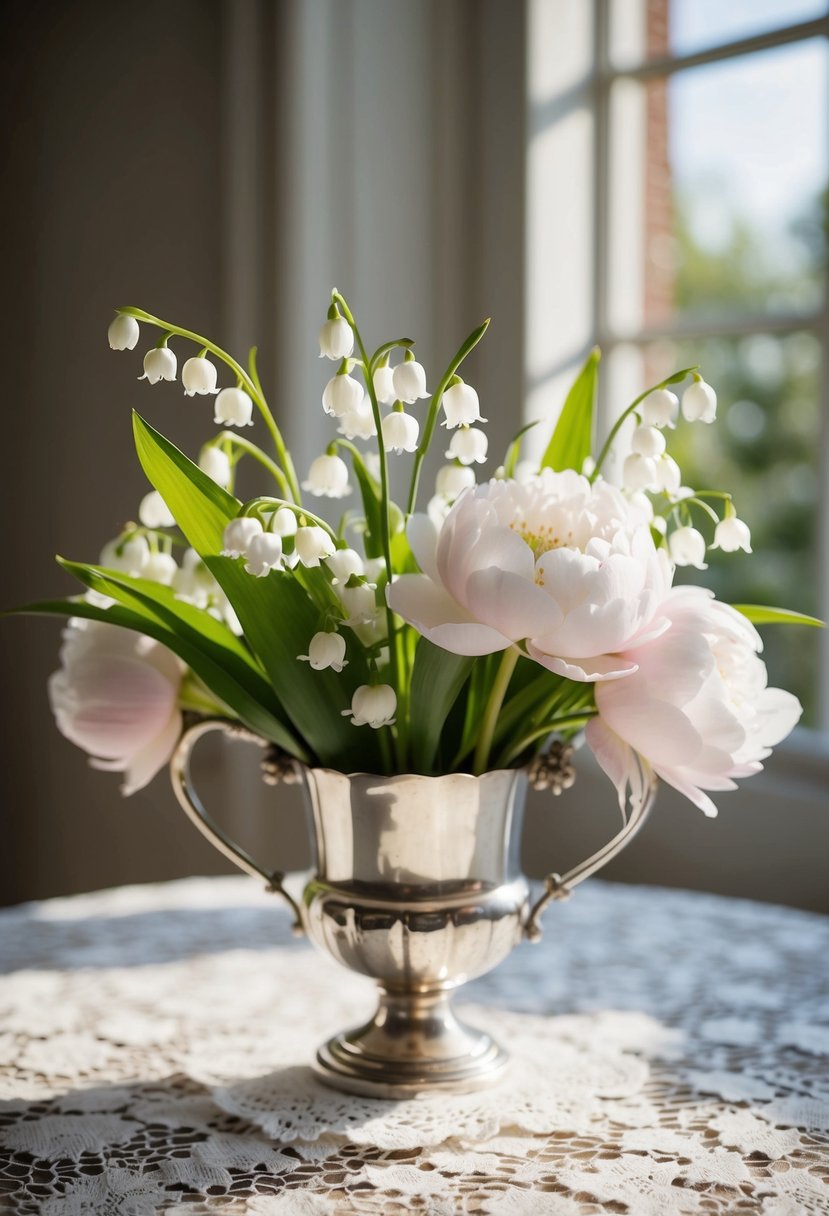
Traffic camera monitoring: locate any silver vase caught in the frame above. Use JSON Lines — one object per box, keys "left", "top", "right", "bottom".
{"left": 171, "top": 720, "right": 654, "bottom": 1098}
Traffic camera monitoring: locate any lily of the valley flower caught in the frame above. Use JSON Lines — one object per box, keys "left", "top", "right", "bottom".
{"left": 182, "top": 355, "right": 219, "bottom": 397}
{"left": 392, "top": 353, "right": 429, "bottom": 404}
{"left": 381, "top": 408, "right": 419, "bottom": 454}
{"left": 631, "top": 425, "right": 666, "bottom": 458}
{"left": 302, "top": 454, "right": 351, "bottom": 498}
{"left": 294, "top": 525, "right": 336, "bottom": 567}
{"left": 138, "top": 490, "right": 175, "bottom": 529}
{"left": 435, "top": 463, "right": 476, "bottom": 499}
{"left": 446, "top": 426, "right": 488, "bottom": 465}
{"left": 139, "top": 346, "right": 177, "bottom": 384}
{"left": 669, "top": 525, "right": 707, "bottom": 569}
{"left": 373, "top": 362, "right": 396, "bottom": 405}
{"left": 682, "top": 378, "right": 717, "bottom": 423}
{"left": 199, "top": 445, "right": 232, "bottom": 488}
{"left": 214, "top": 386, "right": 253, "bottom": 426}
{"left": 100, "top": 534, "right": 150, "bottom": 576}
{"left": 654, "top": 454, "right": 682, "bottom": 495}
{"left": 48, "top": 620, "right": 182, "bottom": 795}
{"left": 342, "top": 683, "right": 397, "bottom": 728}
{"left": 143, "top": 551, "right": 178, "bottom": 585}
{"left": 298, "top": 631, "right": 348, "bottom": 671}
{"left": 319, "top": 316, "right": 354, "bottom": 360}
{"left": 108, "top": 315, "right": 139, "bottom": 351}
{"left": 713, "top": 514, "right": 752, "bottom": 553}
{"left": 222, "top": 516, "right": 263, "bottom": 558}
{"left": 271, "top": 506, "right": 298, "bottom": 536}
{"left": 623, "top": 453, "right": 658, "bottom": 492}
{"left": 640, "top": 388, "right": 678, "bottom": 429}
{"left": 337, "top": 396, "right": 377, "bottom": 440}
{"left": 340, "top": 577, "right": 378, "bottom": 626}
{"left": 244, "top": 531, "right": 283, "bottom": 577}
{"left": 325, "top": 547, "right": 365, "bottom": 585}
{"left": 323, "top": 372, "right": 364, "bottom": 418}
{"left": 442, "top": 380, "right": 486, "bottom": 428}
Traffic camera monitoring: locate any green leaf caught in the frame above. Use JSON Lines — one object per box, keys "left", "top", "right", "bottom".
{"left": 132, "top": 412, "right": 240, "bottom": 553}
{"left": 206, "top": 557, "right": 383, "bottom": 771}
{"left": 503, "top": 420, "right": 539, "bottom": 478}
{"left": 662, "top": 365, "right": 699, "bottom": 386}
{"left": 409, "top": 639, "right": 474, "bottom": 773}
{"left": 540, "top": 348, "right": 600, "bottom": 473}
{"left": 732, "top": 604, "right": 825, "bottom": 628}
{"left": 347, "top": 446, "right": 385, "bottom": 560}
{"left": 15, "top": 597, "right": 307, "bottom": 757}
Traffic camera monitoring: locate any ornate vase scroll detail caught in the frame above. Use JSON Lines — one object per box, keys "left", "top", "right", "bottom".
{"left": 170, "top": 719, "right": 655, "bottom": 1099}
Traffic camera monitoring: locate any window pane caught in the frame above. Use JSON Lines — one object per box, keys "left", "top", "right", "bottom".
{"left": 611, "top": 0, "right": 828, "bottom": 68}
{"left": 605, "top": 333, "right": 823, "bottom": 726}
{"left": 607, "top": 40, "right": 828, "bottom": 333}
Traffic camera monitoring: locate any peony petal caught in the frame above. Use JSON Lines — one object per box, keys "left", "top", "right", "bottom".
{"left": 387, "top": 573, "right": 474, "bottom": 630}
{"left": 425, "top": 622, "right": 514, "bottom": 656}
{"left": 595, "top": 690, "right": 703, "bottom": 767}
{"left": 122, "top": 709, "right": 183, "bottom": 795}
{"left": 528, "top": 647, "right": 639, "bottom": 682}
{"left": 465, "top": 568, "right": 560, "bottom": 640}
{"left": 753, "top": 687, "right": 802, "bottom": 748}
{"left": 652, "top": 765, "right": 720, "bottom": 818}
{"left": 406, "top": 513, "right": 440, "bottom": 582}
{"left": 585, "top": 718, "right": 637, "bottom": 811}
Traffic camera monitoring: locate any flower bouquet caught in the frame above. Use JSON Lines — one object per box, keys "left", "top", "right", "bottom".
{"left": 19, "top": 290, "right": 818, "bottom": 1095}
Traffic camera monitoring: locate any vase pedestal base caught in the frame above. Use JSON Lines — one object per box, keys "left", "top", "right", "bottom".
{"left": 312, "top": 986, "right": 508, "bottom": 1099}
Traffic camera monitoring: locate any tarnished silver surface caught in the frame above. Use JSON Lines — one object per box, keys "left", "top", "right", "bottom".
{"left": 170, "top": 719, "right": 655, "bottom": 1097}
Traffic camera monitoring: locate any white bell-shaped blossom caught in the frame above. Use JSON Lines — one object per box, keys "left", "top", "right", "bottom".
{"left": 323, "top": 372, "right": 364, "bottom": 418}
{"left": 325, "top": 548, "right": 365, "bottom": 585}
{"left": 302, "top": 454, "right": 351, "bottom": 498}
{"left": 342, "top": 683, "right": 397, "bottom": 729}
{"left": 373, "top": 363, "right": 396, "bottom": 405}
{"left": 669, "top": 525, "right": 708, "bottom": 569}
{"left": 182, "top": 356, "right": 219, "bottom": 397}
{"left": 623, "top": 453, "right": 658, "bottom": 492}
{"left": 442, "top": 381, "right": 486, "bottom": 429}
{"left": 654, "top": 454, "right": 682, "bottom": 495}
{"left": 435, "top": 463, "right": 475, "bottom": 499}
{"left": 712, "top": 514, "right": 752, "bottom": 553}
{"left": 381, "top": 409, "right": 419, "bottom": 454}
{"left": 138, "top": 490, "right": 175, "bottom": 529}
{"left": 143, "top": 551, "right": 178, "bottom": 585}
{"left": 244, "top": 531, "right": 283, "bottom": 577}
{"left": 199, "top": 446, "right": 232, "bottom": 488}
{"left": 173, "top": 549, "right": 216, "bottom": 607}
{"left": 139, "top": 346, "right": 177, "bottom": 384}
{"left": 631, "top": 424, "right": 666, "bottom": 458}
{"left": 222, "top": 516, "right": 263, "bottom": 558}
{"left": 108, "top": 315, "right": 139, "bottom": 351}
{"left": 337, "top": 396, "right": 376, "bottom": 440}
{"left": 271, "top": 506, "right": 298, "bottom": 537}
{"left": 392, "top": 356, "right": 429, "bottom": 405}
{"left": 318, "top": 316, "right": 354, "bottom": 360}
{"left": 682, "top": 378, "right": 717, "bottom": 423}
{"left": 640, "top": 388, "right": 679, "bottom": 429}
{"left": 340, "top": 580, "right": 377, "bottom": 626}
{"left": 298, "top": 631, "right": 348, "bottom": 672}
{"left": 446, "top": 426, "right": 488, "bottom": 465}
{"left": 294, "top": 525, "right": 336, "bottom": 567}
{"left": 100, "top": 534, "right": 150, "bottom": 576}
{"left": 214, "top": 386, "right": 253, "bottom": 426}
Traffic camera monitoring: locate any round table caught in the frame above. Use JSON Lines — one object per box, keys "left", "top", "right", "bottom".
{"left": 1, "top": 876, "right": 827, "bottom": 1214}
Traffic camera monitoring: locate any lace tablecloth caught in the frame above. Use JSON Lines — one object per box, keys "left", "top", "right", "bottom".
{"left": 1, "top": 876, "right": 828, "bottom": 1214}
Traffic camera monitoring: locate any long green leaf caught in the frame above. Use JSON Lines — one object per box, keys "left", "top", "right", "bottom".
{"left": 132, "top": 412, "right": 239, "bottom": 553}
{"left": 409, "top": 639, "right": 474, "bottom": 773}
{"left": 540, "top": 348, "right": 600, "bottom": 473}
{"left": 733, "top": 604, "right": 824, "bottom": 628}
{"left": 348, "top": 446, "right": 384, "bottom": 560}
{"left": 16, "top": 597, "right": 307, "bottom": 756}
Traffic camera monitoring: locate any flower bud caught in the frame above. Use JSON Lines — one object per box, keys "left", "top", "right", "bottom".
{"left": 623, "top": 453, "right": 658, "bottom": 492}
{"left": 442, "top": 381, "right": 485, "bottom": 429}
{"left": 631, "top": 424, "right": 666, "bottom": 457}
{"left": 298, "top": 631, "right": 348, "bottom": 672}
{"left": 214, "top": 386, "right": 253, "bottom": 427}
{"left": 381, "top": 409, "right": 419, "bottom": 454}
{"left": 682, "top": 378, "right": 717, "bottom": 423}
{"left": 244, "top": 531, "right": 283, "bottom": 577}
{"left": 712, "top": 515, "right": 752, "bottom": 553}
{"left": 271, "top": 507, "right": 298, "bottom": 537}
{"left": 199, "top": 446, "right": 232, "bottom": 488}
{"left": 100, "top": 534, "right": 150, "bottom": 576}
{"left": 318, "top": 317, "right": 354, "bottom": 360}
{"left": 392, "top": 357, "right": 429, "bottom": 405}
{"left": 340, "top": 580, "right": 377, "bottom": 625}
{"left": 294, "top": 525, "right": 336, "bottom": 567}
{"left": 640, "top": 388, "right": 679, "bottom": 429}
{"left": 182, "top": 356, "right": 219, "bottom": 397}
{"left": 669, "top": 525, "right": 708, "bottom": 569}
{"left": 323, "top": 373, "right": 364, "bottom": 418}
{"left": 138, "top": 490, "right": 175, "bottom": 529}
{"left": 343, "top": 684, "right": 397, "bottom": 729}
{"left": 337, "top": 398, "right": 376, "bottom": 440}
{"left": 139, "top": 346, "right": 177, "bottom": 384}
{"left": 143, "top": 552, "right": 178, "bottom": 585}
{"left": 302, "top": 454, "right": 351, "bottom": 498}
{"left": 654, "top": 454, "right": 682, "bottom": 495}
{"left": 325, "top": 547, "right": 365, "bottom": 585}
{"left": 446, "top": 426, "right": 488, "bottom": 465}
{"left": 222, "top": 516, "right": 263, "bottom": 558}
{"left": 435, "top": 463, "right": 475, "bottom": 499}
{"left": 373, "top": 364, "right": 396, "bottom": 405}
{"left": 108, "top": 315, "right": 139, "bottom": 351}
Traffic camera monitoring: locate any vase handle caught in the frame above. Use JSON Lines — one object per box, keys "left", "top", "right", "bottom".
{"left": 524, "top": 774, "right": 657, "bottom": 942}
{"left": 170, "top": 717, "right": 305, "bottom": 934}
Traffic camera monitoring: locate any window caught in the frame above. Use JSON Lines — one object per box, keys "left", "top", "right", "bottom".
{"left": 527, "top": 0, "right": 829, "bottom": 731}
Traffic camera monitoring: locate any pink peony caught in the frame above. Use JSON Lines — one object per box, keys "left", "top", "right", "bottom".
{"left": 586, "top": 587, "right": 802, "bottom": 816}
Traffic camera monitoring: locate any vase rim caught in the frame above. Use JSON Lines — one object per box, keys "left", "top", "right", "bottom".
{"left": 301, "top": 765, "right": 529, "bottom": 783}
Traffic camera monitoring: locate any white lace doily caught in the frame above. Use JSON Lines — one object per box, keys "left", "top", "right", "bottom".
{"left": 1, "top": 875, "right": 828, "bottom": 1214}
